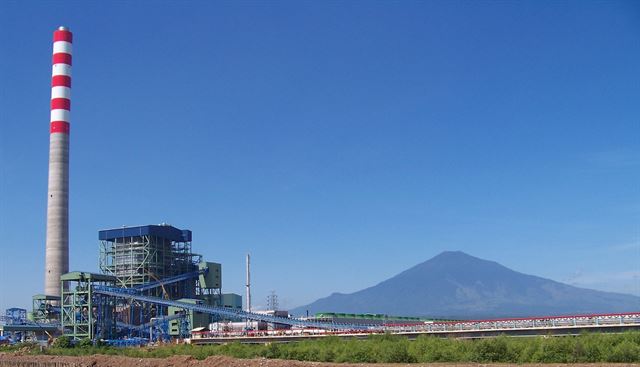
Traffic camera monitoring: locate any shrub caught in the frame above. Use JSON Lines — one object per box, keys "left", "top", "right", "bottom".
{"left": 531, "top": 336, "right": 574, "bottom": 363}
{"left": 409, "top": 336, "right": 463, "bottom": 362}
{"left": 607, "top": 340, "right": 640, "bottom": 363}
{"left": 28, "top": 331, "right": 640, "bottom": 363}
{"left": 375, "top": 337, "right": 415, "bottom": 363}
{"left": 52, "top": 336, "right": 72, "bottom": 348}
{"left": 77, "top": 338, "right": 93, "bottom": 348}
{"left": 218, "top": 341, "right": 260, "bottom": 359}
{"left": 471, "top": 336, "right": 511, "bottom": 362}
{"left": 261, "top": 342, "right": 282, "bottom": 359}
{"left": 334, "top": 339, "right": 375, "bottom": 363}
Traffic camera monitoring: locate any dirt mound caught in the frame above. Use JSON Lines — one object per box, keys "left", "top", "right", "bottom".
{"left": 0, "top": 353, "right": 199, "bottom": 367}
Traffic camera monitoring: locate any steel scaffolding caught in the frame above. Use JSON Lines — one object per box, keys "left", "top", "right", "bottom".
{"left": 94, "top": 225, "right": 221, "bottom": 339}
{"left": 60, "top": 272, "right": 117, "bottom": 340}
{"left": 99, "top": 230, "right": 199, "bottom": 300}
{"left": 57, "top": 225, "right": 229, "bottom": 341}
{"left": 31, "top": 295, "right": 61, "bottom": 324}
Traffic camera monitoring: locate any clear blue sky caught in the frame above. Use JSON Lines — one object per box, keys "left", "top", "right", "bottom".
{"left": 0, "top": 1, "right": 638, "bottom": 312}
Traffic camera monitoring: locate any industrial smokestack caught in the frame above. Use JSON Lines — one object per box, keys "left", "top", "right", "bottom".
{"left": 44, "top": 26, "right": 72, "bottom": 297}
{"left": 246, "top": 253, "right": 251, "bottom": 312}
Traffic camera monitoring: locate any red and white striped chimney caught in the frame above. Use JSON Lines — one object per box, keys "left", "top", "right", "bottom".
{"left": 44, "top": 26, "right": 72, "bottom": 297}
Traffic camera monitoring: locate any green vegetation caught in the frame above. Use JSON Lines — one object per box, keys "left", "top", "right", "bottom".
{"left": 51, "top": 335, "right": 72, "bottom": 349}
{"left": 2, "top": 332, "right": 639, "bottom": 363}
{"left": 0, "top": 342, "right": 41, "bottom": 354}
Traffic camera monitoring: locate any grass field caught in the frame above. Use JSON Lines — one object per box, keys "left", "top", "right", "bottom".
{"left": 2, "top": 332, "right": 639, "bottom": 363}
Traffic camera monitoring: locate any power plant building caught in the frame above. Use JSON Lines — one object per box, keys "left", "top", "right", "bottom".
{"left": 55, "top": 224, "right": 244, "bottom": 340}
{"left": 98, "top": 225, "right": 209, "bottom": 300}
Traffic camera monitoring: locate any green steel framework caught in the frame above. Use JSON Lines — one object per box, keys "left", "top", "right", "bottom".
{"left": 31, "top": 294, "right": 61, "bottom": 324}
{"left": 60, "top": 272, "right": 117, "bottom": 340}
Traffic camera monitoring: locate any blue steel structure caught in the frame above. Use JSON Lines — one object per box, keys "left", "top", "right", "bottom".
{"left": 99, "top": 225, "right": 192, "bottom": 243}
{"left": 56, "top": 224, "right": 240, "bottom": 341}
{"left": 134, "top": 270, "right": 204, "bottom": 293}
{"left": 53, "top": 223, "right": 377, "bottom": 341}
{"left": 103, "top": 337, "right": 148, "bottom": 347}
{"left": 116, "top": 313, "right": 188, "bottom": 341}
{"left": 96, "top": 224, "right": 218, "bottom": 341}
{"left": 98, "top": 224, "right": 200, "bottom": 301}
{"left": 4, "top": 309, "right": 27, "bottom": 325}
{"left": 93, "top": 285, "right": 374, "bottom": 331}
{"left": 0, "top": 310, "right": 60, "bottom": 343}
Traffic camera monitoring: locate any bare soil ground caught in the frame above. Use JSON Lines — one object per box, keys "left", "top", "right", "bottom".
{"left": 1, "top": 353, "right": 639, "bottom": 367}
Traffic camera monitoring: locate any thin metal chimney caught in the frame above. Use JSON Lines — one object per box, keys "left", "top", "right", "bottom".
{"left": 246, "top": 253, "right": 251, "bottom": 312}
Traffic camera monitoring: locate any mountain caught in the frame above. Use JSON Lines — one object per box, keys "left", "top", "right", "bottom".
{"left": 291, "top": 251, "right": 640, "bottom": 319}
